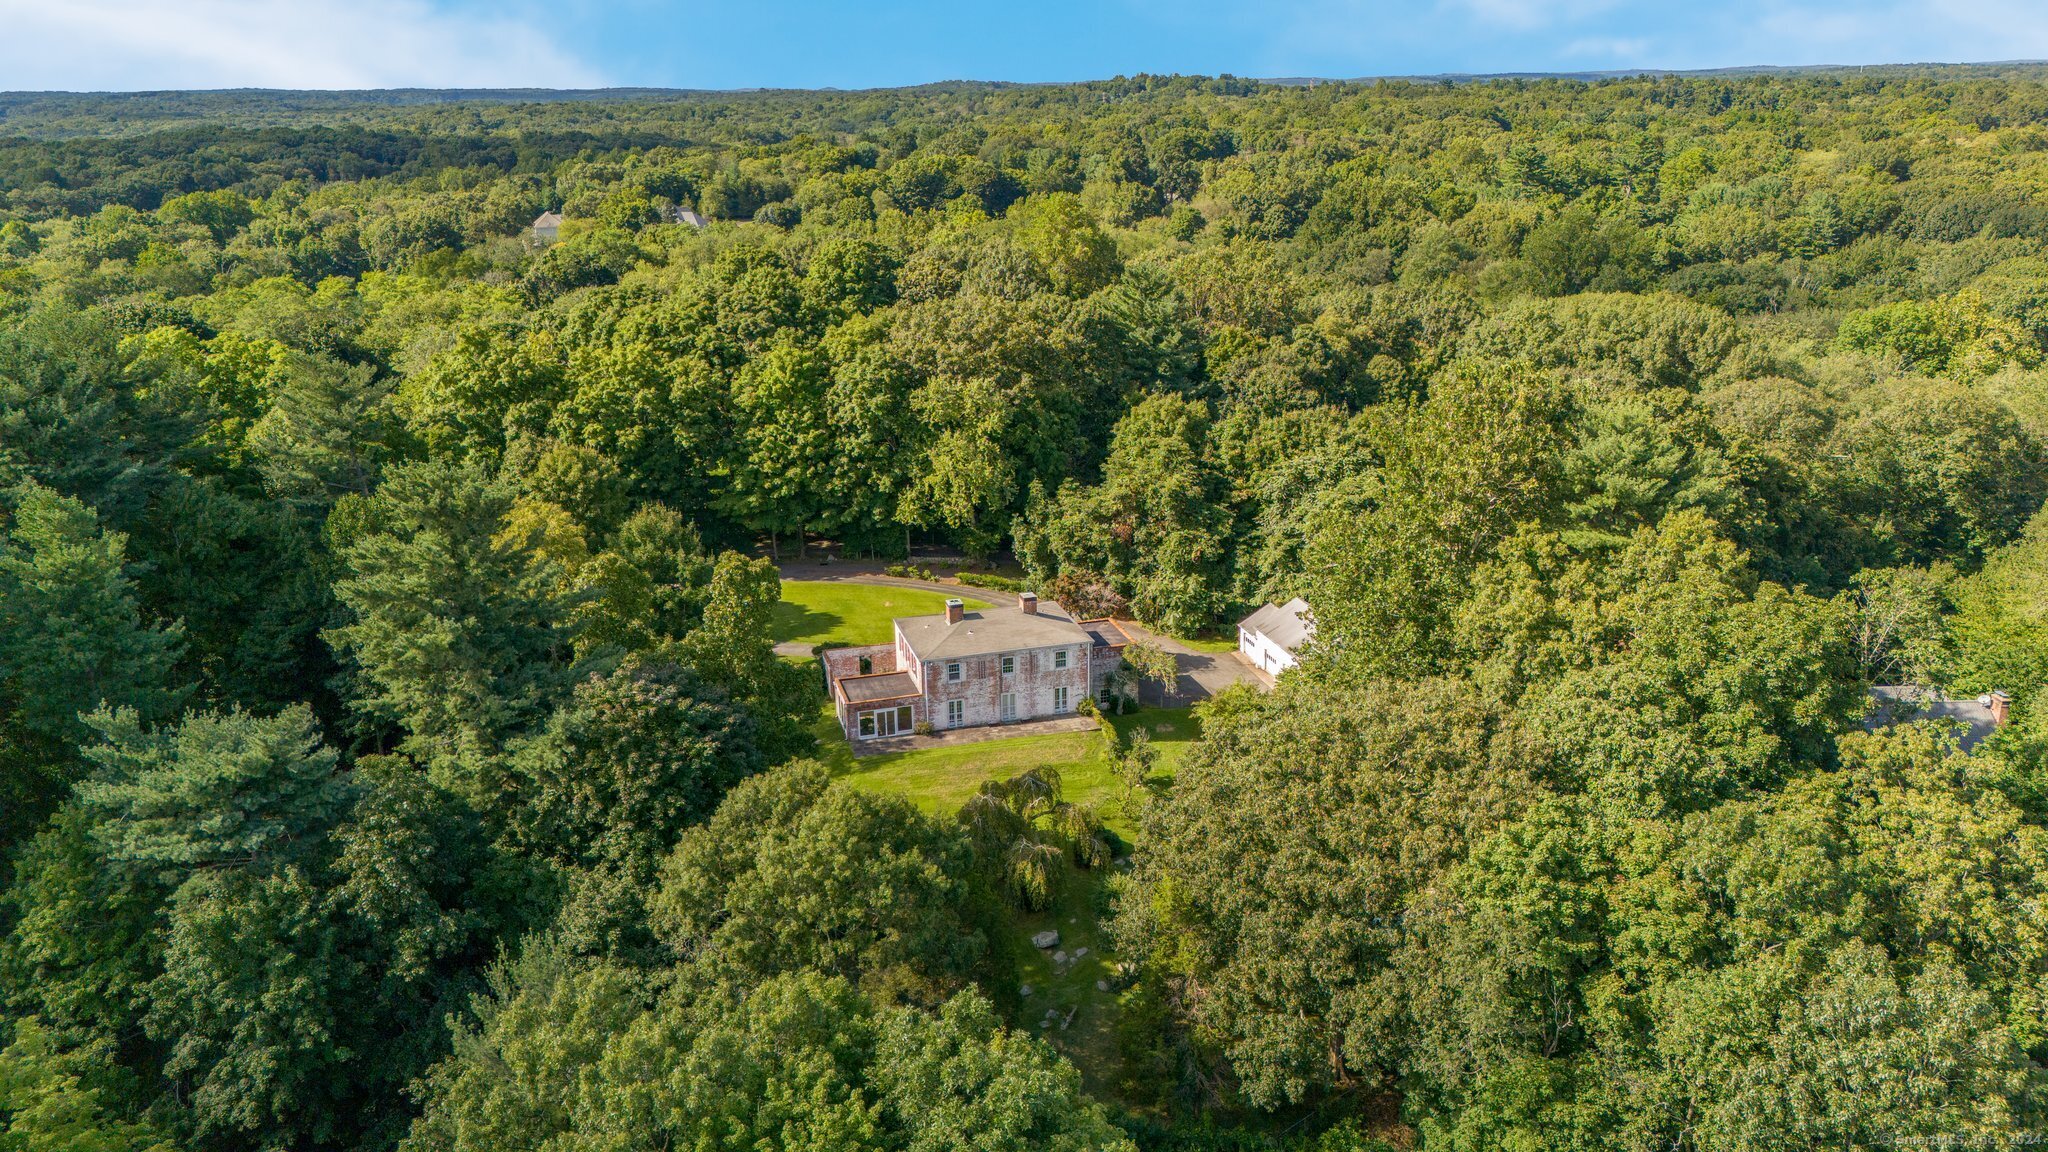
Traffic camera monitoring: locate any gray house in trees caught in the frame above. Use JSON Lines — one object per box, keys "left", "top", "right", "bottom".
{"left": 1866, "top": 685, "right": 2011, "bottom": 750}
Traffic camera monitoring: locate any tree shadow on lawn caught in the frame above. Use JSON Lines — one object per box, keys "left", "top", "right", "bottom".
{"left": 768, "top": 600, "right": 843, "bottom": 646}
{"left": 1105, "top": 708, "right": 1200, "bottom": 753}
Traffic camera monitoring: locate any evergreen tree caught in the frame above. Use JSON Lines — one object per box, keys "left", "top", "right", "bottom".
{"left": 74, "top": 704, "right": 354, "bottom": 879}
{"left": 326, "top": 460, "right": 585, "bottom": 779}
{"left": 0, "top": 484, "right": 184, "bottom": 850}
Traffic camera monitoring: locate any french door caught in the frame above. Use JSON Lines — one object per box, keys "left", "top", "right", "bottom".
{"left": 861, "top": 705, "right": 911, "bottom": 738}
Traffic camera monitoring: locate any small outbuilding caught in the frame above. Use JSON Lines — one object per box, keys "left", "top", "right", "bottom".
{"left": 1238, "top": 598, "right": 1312, "bottom": 677}
{"left": 531, "top": 210, "right": 563, "bottom": 242}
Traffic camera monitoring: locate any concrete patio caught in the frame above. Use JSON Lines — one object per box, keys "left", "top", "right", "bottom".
{"left": 852, "top": 714, "right": 1100, "bottom": 757}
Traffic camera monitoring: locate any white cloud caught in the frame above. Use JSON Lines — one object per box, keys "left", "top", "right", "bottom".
{"left": 1560, "top": 36, "right": 1653, "bottom": 61}
{"left": 0, "top": 0, "right": 605, "bottom": 90}
{"left": 1435, "top": 0, "right": 1622, "bottom": 33}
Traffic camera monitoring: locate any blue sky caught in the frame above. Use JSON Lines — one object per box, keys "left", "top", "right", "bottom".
{"left": 3, "top": 0, "right": 2048, "bottom": 91}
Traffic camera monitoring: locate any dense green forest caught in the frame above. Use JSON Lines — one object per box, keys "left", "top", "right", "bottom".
{"left": 6, "top": 67, "right": 2048, "bottom": 1150}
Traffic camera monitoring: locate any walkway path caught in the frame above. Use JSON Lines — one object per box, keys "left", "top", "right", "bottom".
{"left": 777, "top": 562, "right": 1264, "bottom": 701}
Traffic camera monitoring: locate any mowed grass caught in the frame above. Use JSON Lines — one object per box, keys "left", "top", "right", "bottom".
{"left": 771, "top": 581, "right": 989, "bottom": 649}
{"left": 820, "top": 706, "right": 1201, "bottom": 1092}
{"left": 1012, "top": 868, "right": 1123, "bottom": 1095}
{"left": 824, "top": 707, "right": 1200, "bottom": 844}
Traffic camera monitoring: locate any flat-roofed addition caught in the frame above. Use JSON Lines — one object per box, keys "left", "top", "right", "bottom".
{"left": 1082, "top": 618, "right": 1132, "bottom": 651}
{"left": 839, "top": 671, "right": 919, "bottom": 704}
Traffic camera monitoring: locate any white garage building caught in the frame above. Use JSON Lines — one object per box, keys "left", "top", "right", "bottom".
{"left": 1238, "top": 598, "right": 1312, "bottom": 677}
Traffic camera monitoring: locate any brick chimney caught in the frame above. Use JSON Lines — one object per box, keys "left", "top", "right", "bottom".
{"left": 1020, "top": 592, "right": 1038, "bottom": 615}
{"left": 1990, "top": 689, "right": 2012, "bottom": 726}
{"left": 946, "top": 598, "right": 964, "bottom": 625}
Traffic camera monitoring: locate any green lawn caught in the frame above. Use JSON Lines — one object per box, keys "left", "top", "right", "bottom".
{"left": 824, "top": 706, "right": 1199, "bottom": 844}
{"left": 771, "top": 581, "right": 989, "bottom": 650}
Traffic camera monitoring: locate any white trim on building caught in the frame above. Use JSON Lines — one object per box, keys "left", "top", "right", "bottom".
{"left": 1237, "top": 598, "right": 1312, "bottom": 677}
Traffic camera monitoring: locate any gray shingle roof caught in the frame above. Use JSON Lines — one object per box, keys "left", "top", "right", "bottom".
{"left": 1239, "top": 598, "right": 1312, "bottom": 652}
{"left": 898, "top": 602, "right": 1092, "bottom": 662}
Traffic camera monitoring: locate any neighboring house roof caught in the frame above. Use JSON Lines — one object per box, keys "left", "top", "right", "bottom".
{"left": 532, "top": 211, "right": 563, "bottom": 228}
{"left": 1240, "top": 598, "right": 1313, "bottom": 652}
{"left": 1866, "top": 685, "right": 2005, "bottom": 750}
{"left": 840, "top": 671, "right": 919, "bottom": 704}
{"left": 676, "top": 208, "right": 707, "bottom": 227}
{"left": 898, "top": 602, "right": 1092, "bottom": 662}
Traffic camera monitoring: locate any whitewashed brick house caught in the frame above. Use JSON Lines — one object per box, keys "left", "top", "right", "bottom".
{"left": 823, "top": 594, "right": 1130, "bottom": 741}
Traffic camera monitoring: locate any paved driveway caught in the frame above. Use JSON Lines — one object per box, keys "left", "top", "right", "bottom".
{"left": 1110, "top": 620, "right": 1266, "bottom": 704}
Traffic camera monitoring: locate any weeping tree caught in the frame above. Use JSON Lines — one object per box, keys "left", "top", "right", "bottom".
{"left": 957, "top": 767, "right": 1111, "bottom": 911}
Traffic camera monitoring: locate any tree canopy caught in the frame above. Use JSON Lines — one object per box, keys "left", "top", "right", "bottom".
{"left": 12, "top": 68, "right": 2048, "bottom": 1152}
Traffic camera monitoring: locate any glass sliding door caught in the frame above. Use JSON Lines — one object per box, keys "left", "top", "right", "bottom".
{"left": 860, "top": 706, "right": 910, "bottom": 738}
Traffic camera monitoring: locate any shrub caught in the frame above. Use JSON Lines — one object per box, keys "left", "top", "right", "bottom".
{"left": 957, "top": 571, "right": 1024, "bottom": 592}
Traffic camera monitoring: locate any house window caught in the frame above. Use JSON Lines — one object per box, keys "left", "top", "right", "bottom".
{"left": 1000, "top": 692, "right": 1017, "bottom": 721}
{"left": 1001, "top": 655, "right": 1015, "bottom": 675}
{"left": 896, "top": 705, "right": 914, "bottom": 730}
{"left": 946, "top": 662, "right": 963, "bottom": 683}
{"left": 1053, "top": 686, "right": 1070, "bottom": 713}
{"left": 858, "top": 656, "right": 873, "bottom": 675}
{"left": 858, "top": 712, "right": 875, "bottom": 737}
{"left": 1053, "top": 650, "right": 1069, "bottom": 670}
{"left": 946, "top": 700, "right": 964, "bottom": 728}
